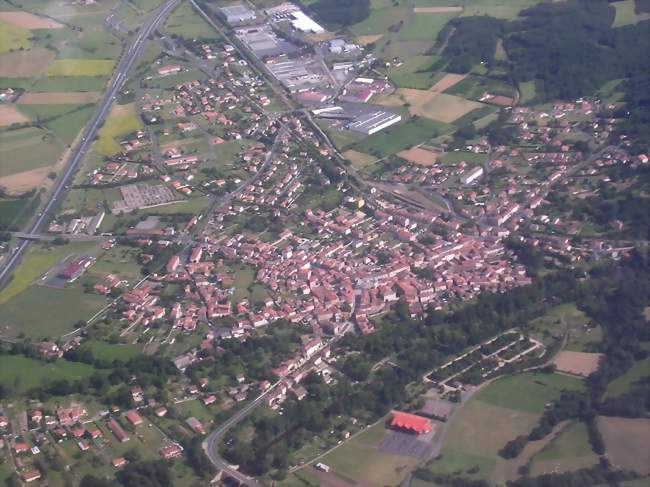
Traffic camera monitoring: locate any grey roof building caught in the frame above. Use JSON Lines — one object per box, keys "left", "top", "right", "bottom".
{"left": 220, "top": 3, "right": 256, "bottom": 24}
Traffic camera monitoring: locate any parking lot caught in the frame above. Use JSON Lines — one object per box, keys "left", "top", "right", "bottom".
{"left": 378, "top": 429, "right": 435, "bottom": 459}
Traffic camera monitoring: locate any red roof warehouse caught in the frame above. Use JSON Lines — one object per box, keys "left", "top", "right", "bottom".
{"left": 389, "top": 411, "right": 431, "bottom": 434}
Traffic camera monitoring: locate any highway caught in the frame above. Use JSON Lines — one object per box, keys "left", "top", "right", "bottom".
{"left": 0, "top": 0, "right": 181, "bottom": 288}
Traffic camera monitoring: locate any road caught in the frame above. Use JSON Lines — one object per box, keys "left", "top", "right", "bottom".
{"left": 0, "top": 0, "right": 181, "bottom": 289}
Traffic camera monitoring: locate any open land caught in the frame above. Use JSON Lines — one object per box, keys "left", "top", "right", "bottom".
{"left": 0, "top": 11, "right": 64, "bottom": 29}
{"left": 45, "top": 59, "right": 115, "bottom": 77}
{"left": 529, "top": 421, "right": 599, "bottom": 476}
{"left": 397, "top": 146, "right": 438, "bottom": 165}
{"left": 598, "top": 416, "right": 650, "bottom": 475}
{"left": 0, "top": 104, "right": 29, "bottom": 126}
{"left": 18, "top": 91, "right": 101, "bottom": 104}
{"left": 553, "top": 350, "right": 603, "bottom": 377}
{"left": 0, "top": 48, "right": 56, "bottom": 77}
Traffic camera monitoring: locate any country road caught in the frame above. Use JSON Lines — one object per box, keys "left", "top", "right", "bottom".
{"left": 0, "top": 0, "right": 182, "bottom": 288}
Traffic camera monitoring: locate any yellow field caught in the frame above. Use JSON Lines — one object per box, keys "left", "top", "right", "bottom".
{"left": 95, "top": 103, "right": 143, "bottom": 156}
{"left": 0, "top": 19, "right": 31, "bottom": 53}
{"left": 45, "top": 59, "right": 114, "bottom": 77}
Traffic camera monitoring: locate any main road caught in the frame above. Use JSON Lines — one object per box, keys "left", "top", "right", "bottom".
{"left": 0, "top": 0, "right": 182, "bottom": 288}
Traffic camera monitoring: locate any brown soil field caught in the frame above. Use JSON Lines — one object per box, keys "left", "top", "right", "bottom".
{"left": 0, "top": 11, "right": 63, "bottom": 29}
{"left": 0, "top": 105, "right": 29, "bottom": 126}
{"left": 598, "top": 416, "right": 650, "bottom": 474}
{"left": 553, "top": 351, "right": 603, "bottom": 377}
{"left": 396, "top": 89, "right": 483, "bottom": 123}
{"left": 18, "top": 91, "right": 101, "bottom": 104}
{"left": 0, "top": 166, "right": 52, "bottom": 194}
{"left": 397, "top": 146, "right": 438, "bottom": 166}
{"left": 343, "top": 149, "right": 376, "bottom": 168}
{"left": 0, "top": 48, "right": 56, "bottom": 77}
{"left": 356, "top": 34, "right": 383, "bottom": 46}
{"left": 413, "top": 6, "right": 464, "bottom": 13}
{"left": 430, "top": 73, "right": 467, "bottom": 93}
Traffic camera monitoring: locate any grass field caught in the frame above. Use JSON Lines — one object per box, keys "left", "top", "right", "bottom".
{"left": 164, "top": 2, "right": 215, "bottom": 39}
{"left": 398, "top": 11, "right": 458, "bottom": 42}
{"left": 352, "top": 117, "right": 453, "bottom": 157}
{"left": 30, "top": 75, "right": 108, "bottom": 92}
{"left": 425, "top": 373, "right": 585, "bottom": 484}
{"left": 0, "top": 48, "right": 56, "bottom": 77}
{"left": 525, "top": 302, "right": 601, "bottom": 352}
{"left": 79, "top": 340, "right": 140, "bottom": 362}
{"left": 315, "top": 419, "right": 420, "bottom": 485}
{"left": 95, "top": 102, "right": 142, "bottom": 156}
{"left": 45, "top": 58, "right": 114, "bottom": 77}
{"left": 0, "top": 354, "right": 96, "bottom": 394}
{"left": 605, "top": 342, "right": 650, "bottom": 398}
{"left": 0, "top": 241, "right": 96, "bottom": 305}
{"left": 350, "top": 3, "right": 407, "bottom": 36}
{"left": 598, "top": 416, "right": 650, "bottom": 475}
{"left": 519, "top": 80, "right": 537, "bottom": 105}
{"left": 0, "top": 198, "right": 29, "bottom": 228}
{"left": 0, "top": 18, "right": 30, "bottom": 52}
{"left": 387, "top": 55, "right": 442, "bottom": 89}
{"left": 612, "top": 0, "right": 650, "bottom": 27}
{"left": 0, "top": 126, "right": 64, "bottom": 177}
{"left": 529, "top": 421, "right": 598, "bottom": 476}
{"left": 343, "top": 149, "right": 377, "bottom": 168}
{"left": 445, "top": 75, "right": 515, "bottom": 100}
{"left": 0, "top": 284, "right": 107, "bottom": 339}
{"left": 17, "top": 103, "right": 95, "bottom": 144}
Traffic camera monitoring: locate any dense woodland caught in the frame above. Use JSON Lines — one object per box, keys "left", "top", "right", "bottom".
{"left": 308, "top": 0, "right": 371, "bottom": 27}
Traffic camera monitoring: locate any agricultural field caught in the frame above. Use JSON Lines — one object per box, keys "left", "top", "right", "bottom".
{"left": 0, "top": 48, "right": 56, "bottom": 77}
{"left": 164, "top": 1, "right": 215, "bottom": 39}
{"left": 0, "top": 19, "right": 30, "bottom": 52}
{"left": 343, "top": 149, "right": 377, "bottom": 168}
{"left": 605, "top": 343, "right": 650, "bottom": 398}
{"left": 529, "top": 421, "right": 599, "bottom": 476}
{"left": 94, "top": 102, "right": 143, "bottom": 156}
{"left": 0, "top": 126, "right": 64, "bottom": 178}
{"left": 553, "top": 350, "right": 603, "bottom": 377}
{"left": 612, "top": 0, "right": 650, "bottom": 27}
{"left": 0, "top": 104, "right": 29, "bottom": 126}
{"left": 45, "top": 58, "right": 115, "bottom": 77}
{"left": 424, "top": 372, "right": 585, "bottom": 484}
{"left": 18, "top": 91, "right": 101, "bottom": 104}
{"left": 398, "top": 11, "right": 459, "bottom": 42}
{"left": 0, "top": 354, "right": 96, "bottom": 394}
{"left": 598, "top": 416, "right": 650, "bottom": 475}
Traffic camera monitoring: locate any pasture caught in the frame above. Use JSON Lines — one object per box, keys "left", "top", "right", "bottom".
{"left": 0, "top": 284, "right": 107, "bottom": 339}
{"left": 343, "top": 149, "right": 377, "bottom": 168}
{"left": 529, "top": 421, "right": 598, "bottom": 476}
{"left": 398, "top": 146, "right": 438, "bottom": 165}
{"left": 605, "top": 343, "right": 650, "bottom": 398}
{"left": 0, "top": 48, "right": 55, "bottom": 77}
{"left": 0, "top": 127, "right": 63, "bottom": 177}
{"left": 0, "top": 19, "right": 30, "bottom": 52}
{"left": 0, "top": 355, "right": 96, "bottom": 394}
{"left": 30, "top": 75, "right": 108, "bottom": 92}
{"left": 0, "top": 198, "right": 28, "bottom": 228}
{"left": 95, "top": 102, "right": 142, "bottom": 156}
{"left": 0, "top": 104, "right": 29, "bottom": 126}
{"left": 78, "top": 340, "right": 140, "bottom": 362}
{"left": 598, "top": 416, "right": 650, "bottom": 475}
{"left": 164, "top": 2, "right": 215, "bottom": 39}
{"left": 18, "top": 91, "right": 101, "bottom": 104}
{"left": 387, "top": 55, "right": 442, "bottom": 89}
{"left": 45, "top": 58, "right": 114, "bottom": 77}
{"left": 398, "top": 11, "right": 458, "bottom": 42}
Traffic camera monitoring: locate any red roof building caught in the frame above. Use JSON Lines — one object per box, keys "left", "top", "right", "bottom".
{"left": 389, "top": 411, "right": 431, "bottom": 434}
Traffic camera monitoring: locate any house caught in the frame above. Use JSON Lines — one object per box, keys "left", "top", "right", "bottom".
{"left": 112, "top": 457, "right": 127, "bottom": 468}
{"left": 186, "top": 417, "right": 205, "bottom": 435}
{"left": 155, "top": 407, "right": 168, "bottom": 417}
{"left": 125, "top": 410, "right": 143, "bottom": 426}
{"left": 21, "top": 469, "right": 41, "bottom": 483}
{"left": 161, "top": 443, "right": 183, "bottom": 459}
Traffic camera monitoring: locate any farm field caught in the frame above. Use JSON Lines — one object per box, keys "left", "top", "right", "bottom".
{"left": 529, "top": 421, "right": 599, "bottom": 476}
{"left": 612, "top": 0, "right": 650, "bottom": 27}
{"left": 0, "top": 127, "right": 64, "bottom": 177}
{"left": 343, "top": 149, "right": 377, "bottom": 168}
{"left": 78, "top": 340, "right": 141, "bottom": 362}
{"left": 0, "top": 19, "right": 30, "bottom": 52}
{"left": 45, "top": 58, "right": 115, "bottom": 77}
{"left": 164, "top": 1, "right": 215, "bottom": 38}
{"left": 424, "top": 373, "right": 585, "bottom": 484}
{"left": 95, "top": 102, "right": 143, "bottom": 156}
{"left": 18, "top": 91, "right": 101, "bottom": 104}
{"left": 386, "top": 55, "right": 441, "bottom": 89}
{"left": 598, "top": 416, "right": 650, "bottom": 475}
{"left": 0, "top": 11, "right": 64, "bottom": 29}
{"left": 0, "top": 354, "right": 96, "bottom": 394}
{"left": 398, "top": 11, "right": 458, "bottom": 42}
{"left": 553, "top": 350, "right": 603, "bottom": 377}
{"left": 0, "top": 48, "right": 56, "bottom": 77}
{"left": 314, "top": 419, "right": 420, "bottom": 486}
{"left": 605, "top": 343, "right": 650, "bottom": 398}
{"left": 0, "top": 284, "right": 107, "bottom": 339}
{"left": 0, "top": 104, "right": 29, "bottom": 126}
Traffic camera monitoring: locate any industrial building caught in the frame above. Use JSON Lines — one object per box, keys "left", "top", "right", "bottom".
{"left": 460, "top": 166, "right": 484, "bottom": 185}
{"left": 219, "top": 3, "right": 256, "bottom": 24}
{"left": 347, "top": 110, "right": 402, "bottom": 135}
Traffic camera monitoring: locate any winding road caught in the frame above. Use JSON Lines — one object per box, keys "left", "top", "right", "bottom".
{"left": 0, "top": 0, "right": 182, "bottom": 288}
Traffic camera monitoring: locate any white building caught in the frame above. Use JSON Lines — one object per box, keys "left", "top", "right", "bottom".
{"left": 460, "top": 166, "right": 484, "bottom": 185}
{"left": 347, "top": 111, "right": 402, "bottom": 135}
{"left": 220, "top": 4, "right": 256, "bottom": 24}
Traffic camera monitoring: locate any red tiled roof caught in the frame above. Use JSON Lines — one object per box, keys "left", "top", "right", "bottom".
{"left": 390, "top": 411, "right": 431, "bottom": 434}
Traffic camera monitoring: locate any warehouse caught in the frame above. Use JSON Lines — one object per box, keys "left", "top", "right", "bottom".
{"left": 347, "top": 110, "right": 402, "bottom": 135}
{"left": 220, "top": 3, "right": 256, "bottom": 24}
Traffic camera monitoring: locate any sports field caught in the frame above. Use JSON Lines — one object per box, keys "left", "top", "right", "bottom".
{"left": 553, "top": 351, "right": 603, "bottom": 377}
{"left": 315, "top": 419, "right": 420, "bottom": 486}
{"left": 45, "top": 58, "right": 114, "bottom": 77}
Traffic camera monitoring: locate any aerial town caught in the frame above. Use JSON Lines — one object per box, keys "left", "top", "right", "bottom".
{"left": 0, "top": 0, "right": 648, "bottom": 486}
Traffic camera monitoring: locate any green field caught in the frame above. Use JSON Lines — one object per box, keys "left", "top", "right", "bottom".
{"left": 315, "top": 419, "right": 420, "bottom": 486}
{"left": 0, "top": 126, "right": 64, "bottom": 177}
{"left": 30, "top": 75, "right": 108, "bottom": 92}
{"left": 474, "top": 372, "right": 584, "bottom": 413}
{"left": 164, "top": 2, "right": 215, "bottom": 38}
{"left": 0, "top": 241, "right": 96, "bottom": 305}
{"left": 445, "top": 75, "right": 515, "bottom": 100}
{"left": 0, "top": 354, "right": 97, "bottom": 394}
{"left": 79, "top": 340, "right": 141, "bottom": 362}
{"left": 525, "top": 303, "right": 600, "bottom": 352}
{"left": 0, "top": 198, "right": 30, "bottom": 228}
{"left": 45, "top": 58, "right": 114, "bottom": 77}
{"left": 398, "top": 12, "right": 458, "bottom": 42}
{"left": 530, "top": 421, "right": 598, "bottom": 476}
{"left": 387, "top": 55, "right": 442, "bottom": 89}
{"left": 95, "top": 102, "right": 143, "bottom": 156}
{"left": 605, "top": 342, "right": 650, "bottom": 398}
{"left": 351, "top": 117, "right": 453, "bottom": 157}
{"left": 0, "top": 284, "right": 107, "bottom": 339}
{"left": 18, "top": 103, "right": 95, "bottom": 144}
{"left": 350, "top": 3, "right": 408, "bottom": 36}
{"left": 0, "top": 19, "right": 31, "bottom": 52}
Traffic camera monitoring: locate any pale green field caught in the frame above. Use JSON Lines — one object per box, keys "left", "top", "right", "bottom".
{"left": 612, "top": 0, "right": 650, "bottom": 27}
{"left": 0, "top": 19, "right": 31, "bottom": 52}
{"left": 45, "top": 58, "right": 115, "bottom": 77}
{"left": 94, "top": 102, "right": 143, "bottom": 156}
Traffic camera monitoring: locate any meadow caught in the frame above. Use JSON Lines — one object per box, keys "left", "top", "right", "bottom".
{"left": 529, "top": 421, "right": 598, "bottom": 476}
{"left": 0, "top": 19, "right": 30, "bottom": 52}
{"left": 0, "top": 354, "right": 97, "bottom": 394}
{"left": 45, "top": 58, "right": 115, "bottom": 77}
{"left": 0, "top": 127, "right": 64, "bottom": 177}
{"left": 95, "top": 102, "right": 143, "bottom": 156}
